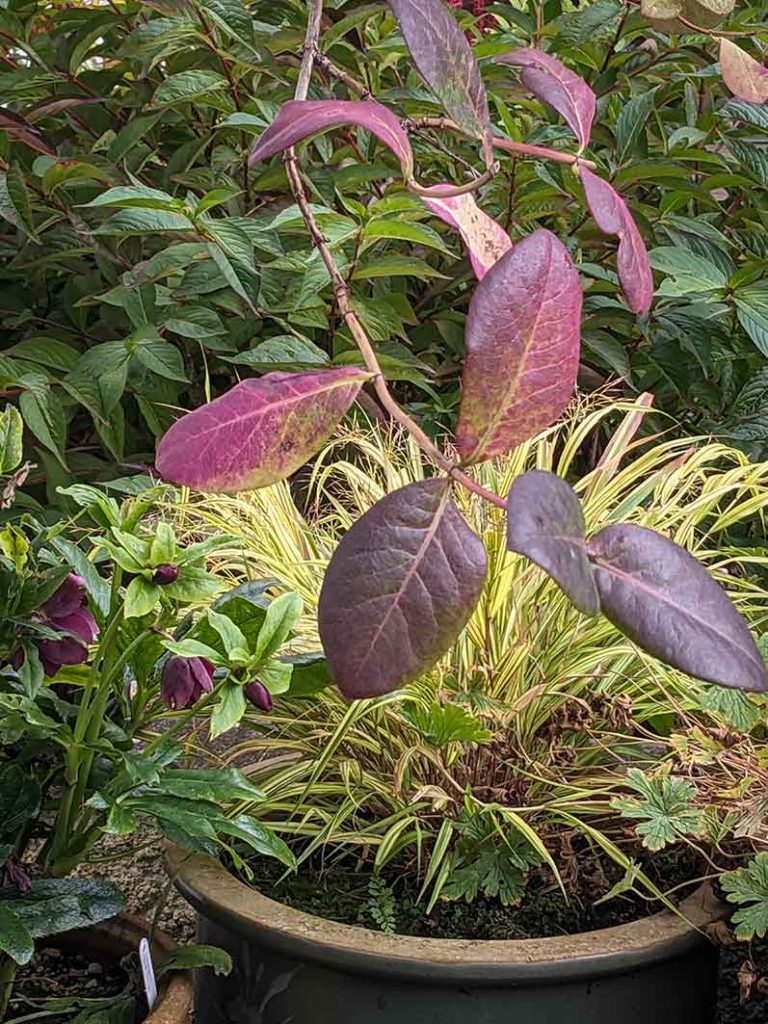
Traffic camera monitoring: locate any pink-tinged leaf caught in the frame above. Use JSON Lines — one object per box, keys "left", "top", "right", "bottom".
{"left": 580, "top": 168, "right": 653, "bottom": 315}
{"left": 318, "top": 479, "right": 487, "bottom": 698}
{"left": 421, "top": 192, "right": 512, "bottom": 279}
{"left": 497, "top": 48, "right": 596, "bottom": 150}
{"left": 0, "top": 110, "right": 54, "bottom": 156}
{"left": 156, "top": 369, "right": 369, "bottom": 494}
{"left": 248, "top": 100, "right": 414, "bottom": 178}
{"left": 588, "top": 524, "right": 768, "bottom": 692}
{"left": 388, "top": 0, "right": 493, "bottom": 160}
{"left": 455, "top": 228, "right": 582, "bottom": 465}
{"left": 719, "top": 39, "right": 768, "bottom": 105}
{"left": 507, "top": 470, "right": 599, "bottom": 616}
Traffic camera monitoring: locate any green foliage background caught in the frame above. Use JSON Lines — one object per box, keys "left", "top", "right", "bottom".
{"left": 0, "top": 0, "right": 767, "bottom": 504}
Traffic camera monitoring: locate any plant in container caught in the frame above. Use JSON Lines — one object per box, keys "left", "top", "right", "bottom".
{"left": 0, "top": 472, "right": 306, "bottom": 1021}
{"left": 166, "top": 403, "right": 768, "bottom": 1023}
{"left": 164, "top": 0, "right": 768, "bottom": 1019}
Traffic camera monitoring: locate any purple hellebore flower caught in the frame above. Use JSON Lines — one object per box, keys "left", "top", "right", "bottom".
{"left": 244, "top": 680, "right": 273, "bottom": 713}
{"left": 12, "top": 573, "right": 100, "bottom": 678}
{"left": 161, "top": 656, "right": 215, "bottom": 710}
{"left": 4, "top": 859, "right": 31, "bottom": 895}
{"left": 152, "top": 563, "right": 179, "bottom": 586}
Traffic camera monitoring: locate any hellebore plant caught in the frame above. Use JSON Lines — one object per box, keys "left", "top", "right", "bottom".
{"left": 0, "top": 485, "right": 300, "bottom": 1018}
{"left": 156, "top": 0, "right": 768, "bottom": 702}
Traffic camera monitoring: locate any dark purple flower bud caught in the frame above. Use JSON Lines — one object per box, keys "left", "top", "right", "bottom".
{"left": 161, "top": 656, "right": 215, "bottom": 710}
{"left": 152, "top": 564, "right": 179, "bottom": 586}
{"left": 244, "top": 680, "right": 273, "bottom": 713}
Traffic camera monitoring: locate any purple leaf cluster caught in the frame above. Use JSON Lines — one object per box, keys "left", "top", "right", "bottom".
{"left": 154, "top": 2, "right": 768, "bottom": 701}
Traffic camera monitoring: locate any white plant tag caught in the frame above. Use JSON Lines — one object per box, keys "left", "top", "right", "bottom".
{"left": 139, "top": 937, "right": 158, "bottom": 1011}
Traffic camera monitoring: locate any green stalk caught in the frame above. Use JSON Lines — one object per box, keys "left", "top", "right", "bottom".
{"left": 0, "top": 955, "right": 18, "bottom": 1021}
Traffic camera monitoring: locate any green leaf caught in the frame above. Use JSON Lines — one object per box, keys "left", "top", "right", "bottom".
{"left": 699, "top": 687, "right": 761, "bottom": 731}
{"left": 402, "top": 701, "right": 493, "bottom": 748}
{"left": 0, "top": 902, "right": 34, "bottom": 965}
{"left": 362, "top": 218, "right": 451, "bottom": 253}
{"left": 6, "top": 878, "right": 125, "bottom": 940}
{"left": 721, "top": 854, "right": 768, "bottom": 940}
{"left": 133, "top": 336, "right": 188, "bottom": 382}
{"left": 206, "top": 608, "right": 248, "bottom": 658}
{"left": 283, "top": 652, "right": 333, "bottom": 697}
{"left": 18, "top": 383, "right": 66, "bottom": 465}
{"left": 8, "top": 338, "right": 79, "bottom": 373}
{"left": 122, "top": 243, "right": 206, "bottom": 288}
{"left": 0, "top": 766, "right": 41, "bottom": 839}
{"left": 226, "top": 335, "right": 329, "bottom": 372}
{"left": 162, "top": 638, "right": 225, "bottom": 663}
{"left": 94, "top": 209, "right": 195, "bottom": 236}
{"left": 216, "top": 814, "right": 295, "bottom": 868}
{"left": 728, "top": 138, "right": 768, "bottom": 187}
{"left": 257, "top": 658, "right": 292, "bottom": 695}
{"left": 612, "top": 769, "right": 704, "bottom": 851}
{"left": 159, "top": 768, "right": 264, "bottom": 803}
{"left": 123, "top": 576, "right": 161, "bottom": 618}
{"left": 158, "top": 944, "right": 233, "bottom": 977}
{"left": 253, "top": 592, "right": 302, "bottom": 664}
{"left": 210, "top": 679, "right": 246, "bottom": 739}
{"left": 83, "top": 185, "right": 180, "bottom": 211}
{"left": 154, "top": 70, "right": 229, "bottom": 106}
{"left": 0, "top": 405, "right": 23, "bottom": 474}
{"left": 648, "top": 247, "right": 727, "bottom": 296}
{"left": 0, "top": 165, "right": 37, "bottom": 240}
{"left": 615, "top": 89, "right": 657, "bottom": 165}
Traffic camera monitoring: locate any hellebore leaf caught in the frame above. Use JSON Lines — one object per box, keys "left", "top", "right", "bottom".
{"left": 455, "top": 229, "right": 582, "bottom": 464}
{"left": 421, "top": 191, "right": 512, "bottom": 279}
{"left": 249, "top": 100, "right": 414, "bottom": 178}
{"left": 496, "top": 48, "right": 597, "bottom": 150}
{"left": 587, "top": 524, "right": 768, "bottom": 692}
{"left": 318, "top": 479, "right": 487, "bottom": 698}
{"left": 507, "top": 470, "right": 599, "bottom": 615}
{"left": 156, "top": 369, "right": 368, "bottom": 493}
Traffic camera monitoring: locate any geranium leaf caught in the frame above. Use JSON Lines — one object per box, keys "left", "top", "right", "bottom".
{"left": 719, "top": 39, "right": 768, "bottom": 105}
{"left": 580, "top": 168, "right": 653, "bottom": 315}
{"left": 248, "top": 100, "right": 414, "bottom": 178}
{"left": 387, "top": 0, "right": 492, "bottom": 161}
{"left": 496, "top": 48, "right": 597, "bottom": 150}
{"left": 318, "top": 479, "right": 487, "bottom": 698}
{"left": 421, "top": 191, "right": 512, "bottom": 279}
{"left": 507, "top": 471, "right": 599, "bottom": 616}
{"left": 156, "top": 368, "right": 369, "bottom": 493}
{"left": 587, "top": 524, "right": 768, "bottom": 692}
{"left": 455, "top": 229, "right": 582, "bottom": 465}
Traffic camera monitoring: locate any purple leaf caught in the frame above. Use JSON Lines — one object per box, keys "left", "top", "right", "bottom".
{"left": 580, "top": 168, "right": 653, "bottom": 316}
{"left": 587, "top": 524, "right": 768, "bottom": 692}
{"left": 387, "top": 0, "right": 493, "bottom": 160}
{"left": 248, "top": 100, "right": 414, "bottom": 178}
{"left": 719, "top": 39, "right": 768, "bottom": 105}
{"left": 455, "top": 228, "right": 582, "bottom": 465}
{"left": 507, "top": 471, "right": 599, "bottom": 616}
{"left": 318, "top": 479, "right": 487, "bottom": 698}
{"left": 156, "top": 369, "right": 369, "bottom": 493}
{"left": 421, "top": 192, "right": 512, "bottom": 279}
{"left": 496, "top": 48, "right": 596, "bottom": 150}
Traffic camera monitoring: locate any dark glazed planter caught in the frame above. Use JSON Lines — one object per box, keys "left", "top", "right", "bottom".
{"left": 168, "top": 848, "right": 723, "bottom": 1024}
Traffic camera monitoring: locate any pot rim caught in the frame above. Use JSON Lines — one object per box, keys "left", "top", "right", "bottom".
{"left": 167, "top": 846, "right": 724, "bottom": 986}
{"left": 58, "top": 912, "right": 193, "bottom": 1023}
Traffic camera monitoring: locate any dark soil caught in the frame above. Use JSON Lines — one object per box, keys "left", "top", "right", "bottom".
{"left": 247, "top": 851, "right": 697, "bottom": 940}
{"left": 11, "top": 945, "right": 145, "bottom": 1023}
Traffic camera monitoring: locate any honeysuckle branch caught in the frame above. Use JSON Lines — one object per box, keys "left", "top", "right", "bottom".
{"left": 406, "top": 117, "right": 598, "bottom": 170}
{"left": 286, "top": 0, "right": 506, "bottom": 511}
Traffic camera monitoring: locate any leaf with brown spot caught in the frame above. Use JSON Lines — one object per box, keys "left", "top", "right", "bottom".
{"left": 421, "top": 191, "right": 511, "bottom": 279}
{"left": 156, "top": 369, "right": 369, "bottom": 493}
{"left": 455, "top": 229, "right": 582, "bottom": 465}
{"left": 318, "top": 479, "right": 487, "bottom": 698}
